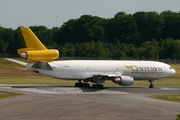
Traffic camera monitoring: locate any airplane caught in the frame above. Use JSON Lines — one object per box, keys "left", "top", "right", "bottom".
{"left": 6, "top": 26, "right": 176, "bottom": 88}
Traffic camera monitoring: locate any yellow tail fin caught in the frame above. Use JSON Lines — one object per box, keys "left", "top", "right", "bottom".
{"left": 18, "top": 26, "right": 47, "bottom": 54}
{"left": 18, "top": 26, "right": 59, "bottom": 62}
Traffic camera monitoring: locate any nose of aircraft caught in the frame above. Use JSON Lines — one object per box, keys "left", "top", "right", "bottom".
{"left": 170, "top": 68, "right": 176, "bottom": 75}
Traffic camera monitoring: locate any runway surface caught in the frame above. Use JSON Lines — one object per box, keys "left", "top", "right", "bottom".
{"left": 0, "top": 84, "right": 180, "bottom": 120}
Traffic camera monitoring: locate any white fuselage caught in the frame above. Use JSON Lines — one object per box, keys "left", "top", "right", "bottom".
{"left": 26, "top": 60, "right": 175, "bottom": 81}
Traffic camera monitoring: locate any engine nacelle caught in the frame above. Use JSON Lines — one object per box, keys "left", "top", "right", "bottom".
{"left": 112, "top": 76, "right": 134, "bottom": 86}
{"left": 19, "top": 49, "right": 59, "bottom": 62}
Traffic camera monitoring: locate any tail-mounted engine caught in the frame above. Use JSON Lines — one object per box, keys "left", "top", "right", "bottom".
{"left": 18, "top": 49, "right": 59, "bottom": 62}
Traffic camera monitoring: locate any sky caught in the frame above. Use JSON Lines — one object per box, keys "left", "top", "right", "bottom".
{"left": 0, "top": 0, "right": 180, "bottom": 29}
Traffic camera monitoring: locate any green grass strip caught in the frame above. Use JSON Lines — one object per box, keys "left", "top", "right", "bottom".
{"left": 0, "top": 91, "right": 23, "bottom": 99}
{"left": 153, "top": 95, "right": 180, "bottom": 102}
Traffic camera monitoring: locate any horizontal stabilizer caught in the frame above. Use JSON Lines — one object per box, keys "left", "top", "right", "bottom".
{"left": 4, "top": 58, "right": 27, "bottom": 66}
{"left": 32, "top": 61, "right": 53, "bottom": 70}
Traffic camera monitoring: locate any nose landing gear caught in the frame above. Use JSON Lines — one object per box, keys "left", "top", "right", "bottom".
{"left": 149, "top": 80, "right": 154, "bottom": 88}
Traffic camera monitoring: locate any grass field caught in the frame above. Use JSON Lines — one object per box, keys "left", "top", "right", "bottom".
{"left": 0, "top": 91, "right": 23, "bottom": 99}
{"left": 0, "top": 58, "right": 180, "bottom": 85}
{"left": 0, "top": 58, "right": 73, "bottom": 84}
{"left": 153, "top": 95, "right": 180, "bottom": 102}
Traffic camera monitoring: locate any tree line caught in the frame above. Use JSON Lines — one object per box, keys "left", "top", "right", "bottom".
{"left": 0, "top": 10, "right": 180, "bottom": 60}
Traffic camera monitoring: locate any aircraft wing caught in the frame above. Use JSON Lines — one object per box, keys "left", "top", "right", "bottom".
{"left": 4, "top": 58, "right": 27, "bottom": 66}
{"left": 92, "top": 73, "right": 122, "bottom": 80}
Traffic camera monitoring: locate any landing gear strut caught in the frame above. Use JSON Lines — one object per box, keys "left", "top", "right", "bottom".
{"left": 149, "top": 80, "right": 154, "bottom": 88}
{"left": 75, "top": 80, "right": 90, "bottom": 87}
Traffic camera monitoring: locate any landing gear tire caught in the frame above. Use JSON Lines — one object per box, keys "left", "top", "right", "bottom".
{"left": 149, "top": 84, "right": 154, "bottom": 88}
{"left": 92, "top": 84, "right": 104, "bottom": 89}
{"left": 149, "top": 80, "right": 154, "bottom": 88}
{"left": 84, "top": 83, "right": 90, "bottom": 87}
{"left": 75, "top": 83, "right": 79, "bottom": 87}
{"left": 75, "top": 82, "right": 90, "bottom": 87}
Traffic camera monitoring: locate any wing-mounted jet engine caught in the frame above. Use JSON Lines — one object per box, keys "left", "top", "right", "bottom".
{"left": 112, "top": 76, "right": 134, "bottom": 86}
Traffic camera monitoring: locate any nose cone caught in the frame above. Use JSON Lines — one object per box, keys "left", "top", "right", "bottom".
{"left": 169, "top": 68, "right": 176, "bottom": 75}
{"left": 171, "top": 69, "right": 176, "bottom": 75}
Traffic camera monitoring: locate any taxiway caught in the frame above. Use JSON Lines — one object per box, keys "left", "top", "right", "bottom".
{"left": 0, "top": 84, "right": 179, "bottom": 120}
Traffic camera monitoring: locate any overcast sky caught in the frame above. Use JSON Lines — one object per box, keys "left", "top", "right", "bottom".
{"left": 1, "top": 0, "right": 180, "bottom": 29}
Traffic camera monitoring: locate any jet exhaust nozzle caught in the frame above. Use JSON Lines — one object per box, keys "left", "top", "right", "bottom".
{"left": 20, "top": 53, "right": 27, "bottom": 59}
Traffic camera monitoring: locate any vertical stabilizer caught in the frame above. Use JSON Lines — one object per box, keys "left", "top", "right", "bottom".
{"left": 18, "top": 26, "right": 59, "bottom": 62}
{"left": 20, "top": 26, "right": 47, "bottom": 50}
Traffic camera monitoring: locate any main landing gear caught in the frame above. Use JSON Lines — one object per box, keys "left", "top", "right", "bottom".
{"left": 75, "top": 80, "right": 90, "bottom": 87}
{"left": 149, "top": 80, "right": 154, "bottom": 88}
{"left": 74, "top": 80, "right": 104, "bottom": 88}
